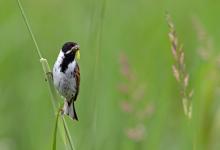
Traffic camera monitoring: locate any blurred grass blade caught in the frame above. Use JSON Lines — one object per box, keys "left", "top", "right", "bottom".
{"left": 52, "top": 110, "right": 60, "bottom": 150}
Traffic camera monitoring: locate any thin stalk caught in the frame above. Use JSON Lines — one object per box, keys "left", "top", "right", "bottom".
{"left": 17, "top": 0, "right": 42, "bottom": 58}
{"left": 52, "top": 108, "right": 61, "bottom": 150}
{"left": 16, "top": 0, "right": 75, "bottom": 149}
{"left": 40, "top": 58, "right": 58, "bottom": 111}
{"left": 62, "top": 117, "right": 75, "bottom": 150}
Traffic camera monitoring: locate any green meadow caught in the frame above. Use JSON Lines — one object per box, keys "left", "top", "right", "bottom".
{"left": 1, "top": 0, "right": 220, "bottom": 150}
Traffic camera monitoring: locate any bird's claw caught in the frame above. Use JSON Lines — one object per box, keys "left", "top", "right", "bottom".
{"left": 60, "top": 108, "right": 64, "bottom": 115}
{"left": 45, "top": 72, "right": 53, "bottom": 81}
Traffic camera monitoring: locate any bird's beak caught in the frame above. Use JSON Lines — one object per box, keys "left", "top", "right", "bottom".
{"left": 74, "top": 45, "right": 80, "bottom": 51}
{"left": 71, "top": 45, "right": 79, "bottom": 51}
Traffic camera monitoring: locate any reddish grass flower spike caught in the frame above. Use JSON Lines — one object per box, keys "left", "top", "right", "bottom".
{"left": 192, "top": 16, "right": 214, "bottom": 61}
{"left": 118, "top": 52, "right": 155, "bottom": 142}
{"left": 125, "top": 124, "right": 146, "bottom": 142}
{"left": 120, "top": 101, "right": 133, "bottom": 113}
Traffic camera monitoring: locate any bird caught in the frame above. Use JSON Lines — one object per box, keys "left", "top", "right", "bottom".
{"left": 53, "top": 42, "right": 80, "bottom": 120}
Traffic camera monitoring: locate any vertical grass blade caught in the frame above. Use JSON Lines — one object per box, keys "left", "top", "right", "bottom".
{"left": 52, "top": 110, "right": 60, "bottom": 150}
{"left": 40, "top": 58, "right": 58, "bottom": 111}
{"left": 62, "top": 117, "right": 75, "bottom": 150}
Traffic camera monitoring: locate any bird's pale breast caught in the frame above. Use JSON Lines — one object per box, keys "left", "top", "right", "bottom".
{"left": 53, "top": 59, "right": 77, "bottom": 101}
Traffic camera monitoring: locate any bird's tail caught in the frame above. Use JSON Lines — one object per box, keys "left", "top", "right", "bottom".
{"left": 63, "top": 101, "right": 78, "bottom": 121}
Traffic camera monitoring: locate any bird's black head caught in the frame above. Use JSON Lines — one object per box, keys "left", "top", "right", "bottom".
{"left": 62, "top": 42, "right": 79, "bottom": 55}
{"left": 60, "top": 42, "right": 80, "bottom": 72}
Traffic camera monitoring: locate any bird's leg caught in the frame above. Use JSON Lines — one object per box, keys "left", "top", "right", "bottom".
{"left": 63, "top": 101, "right": 69, "bottom": 115}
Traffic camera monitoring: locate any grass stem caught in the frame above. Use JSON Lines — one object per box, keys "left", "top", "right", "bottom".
{"left": 52, "top": 108, "right": 61, "bottom": 150}
{"left": 62, "top": 117, "right": 75, "bottom": 150}
{"left": 17, "top": 0, "right": 42, "bottom": 58}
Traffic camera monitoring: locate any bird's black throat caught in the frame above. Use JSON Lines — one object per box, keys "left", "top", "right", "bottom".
{"left": 60, "top": 51, "right": 75, "bottom": 73}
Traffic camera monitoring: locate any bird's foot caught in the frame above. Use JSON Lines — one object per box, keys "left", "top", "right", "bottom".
{"left": 60, "top": 108, "right": 64, "bottom": 116}
{"left": 45, "top": 71, "right": 53, "bottom": 81}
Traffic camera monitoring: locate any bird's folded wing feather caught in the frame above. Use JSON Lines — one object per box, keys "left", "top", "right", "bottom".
{"left": 73, "top": 63, "right": 80, "bottom": 101}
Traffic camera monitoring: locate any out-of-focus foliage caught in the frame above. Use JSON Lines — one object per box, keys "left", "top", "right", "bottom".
{"left": 1, "top": 0, "right": 220, "bottom": 150}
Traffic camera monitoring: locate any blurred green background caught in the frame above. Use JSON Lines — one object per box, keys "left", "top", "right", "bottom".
{"left": 1, "top": 0, "right": 220, "bottom": 150}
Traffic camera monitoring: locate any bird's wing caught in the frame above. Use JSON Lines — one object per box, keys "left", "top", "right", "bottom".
{"left": 73, "top": 63, "right": 80, "bottom": 101}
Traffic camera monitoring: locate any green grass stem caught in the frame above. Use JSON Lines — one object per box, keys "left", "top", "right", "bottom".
{"left": 52, "top": 108, "right": 61, "bottom": 150}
